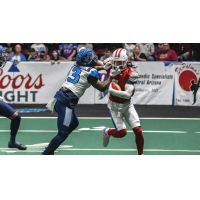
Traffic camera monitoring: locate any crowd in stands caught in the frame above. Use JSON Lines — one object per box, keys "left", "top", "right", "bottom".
{"left": 1, "top": 43, "right": 200, "bottom": 65}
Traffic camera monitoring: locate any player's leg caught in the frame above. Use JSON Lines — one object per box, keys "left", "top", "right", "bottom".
{"left": 42, "top": 100, "right": 79, "bottom": 155}
{"left": 0, "top": 101, "right": 26, "bottom": 150}
{"left": 123, "top": 105, "right": 144, "bottom": 155}
{"left": 102, "top": 110, "right": 127, "bottom": 147}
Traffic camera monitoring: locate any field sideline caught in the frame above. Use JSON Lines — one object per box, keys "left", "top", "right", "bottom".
{"left": 0, "top": 117, "right": 199, "bottom": 155}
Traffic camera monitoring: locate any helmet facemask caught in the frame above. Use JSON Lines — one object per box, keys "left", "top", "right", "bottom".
{"left": 0, "top": 53, "right": 7, "bottom": 69}
{"left": 112, "top": 59, "right": 127, "bottom": 72}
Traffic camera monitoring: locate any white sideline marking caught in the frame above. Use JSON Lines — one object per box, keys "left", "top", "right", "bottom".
{"left": 0, "top": 130, "right": 187, "bottom": 133}
{"left": 127, "top": 131, "right": 187, "bottom": 133}
{"left": 0, "top": 130, "right": 80, "bottom": 133}
{"left": 60, "top": 149, "right": 200, "bottom": 153}
{"left": 0, "top": 117, "right": 200, "bottom": 120}
{"left": 0, "top": 143, "right": 72, "bottom": 153}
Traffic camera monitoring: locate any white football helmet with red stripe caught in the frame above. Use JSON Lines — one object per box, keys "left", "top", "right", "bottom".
{"left": 112, "top": 48, "right": 128, "bottom": 71}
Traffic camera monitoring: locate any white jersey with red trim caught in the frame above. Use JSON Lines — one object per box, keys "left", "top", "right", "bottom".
{"left": 106, "top": 67, "right": 138, "bottom": 112}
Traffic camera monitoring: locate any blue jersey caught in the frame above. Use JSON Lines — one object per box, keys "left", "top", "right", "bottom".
{"left": 62, "top": 63, "right": 99, "bottom": 99}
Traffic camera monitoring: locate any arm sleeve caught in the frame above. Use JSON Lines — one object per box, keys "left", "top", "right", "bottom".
{"left": 128, "top": 71, "right": 139, "bottom": 83}
{"left": 108, "top": 83, "right": 134, "bottom": 99}
{"left": 9, "top": 55, "right": 13, "bottom": 61}
{"left": 89, "top": 69, "right": 99, "bottom": 79}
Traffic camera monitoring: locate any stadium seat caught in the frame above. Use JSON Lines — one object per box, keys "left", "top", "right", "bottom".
{"left": 95, "top": 49, "right": 105, "bottom": 59}
{"left": 21, "top": 49, "right": 29, "bottom": 56}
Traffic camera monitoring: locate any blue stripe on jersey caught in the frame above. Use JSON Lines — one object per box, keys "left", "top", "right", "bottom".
{"left": 89, "top": 70, "right": 99, "bottom": 79}
{"left": 127, "top": 80, "right": 136, "bottom": 84}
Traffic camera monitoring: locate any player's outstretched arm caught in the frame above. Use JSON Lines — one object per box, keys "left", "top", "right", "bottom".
{"left": 94, "top": 60, "right": 104, "bottom": 71}
{"left": 88, "top": 76, "right": 112, "bottom": 92}
{"left": 88, "top": 65, "right": 121, "bottom": 92}
{"left": 108, "top": 83, "right": 134, "bottom": 99}
{"left": 95, "top": 58, "right": 113, "bottom": 71}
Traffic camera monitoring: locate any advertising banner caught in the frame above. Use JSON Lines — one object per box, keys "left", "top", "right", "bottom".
{"left": 0, "top": 61, "right": 175, "bottom": 105}
{"left": 131, "top": 62, "right": 174, "bottom": 105}
{"left": 174, "top": 62, "right": 200, "bottom": 106}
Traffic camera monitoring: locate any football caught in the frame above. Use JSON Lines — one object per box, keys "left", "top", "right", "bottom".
{"left": 111, "top": 82, "right": 121, "bottom": 91}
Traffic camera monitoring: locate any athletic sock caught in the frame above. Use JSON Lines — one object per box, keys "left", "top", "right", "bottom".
{"left": 108, "top": 129, "right": 127, "bottom": 138}
{"left": 134, "top": 127, "right": 144, "bottom": 155}
{"left": 10, "top": 115, "right": 21, "bottom": 144}
{"left": 42, "top": 132, "right": 68, "bottom": 155}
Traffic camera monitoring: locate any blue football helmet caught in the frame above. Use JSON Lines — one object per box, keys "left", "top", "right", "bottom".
{"left": 0, "top": 45, "right": 7, "bottom": 69}
{"left": 76, "top": 48, "right": 98, "bottom": 67}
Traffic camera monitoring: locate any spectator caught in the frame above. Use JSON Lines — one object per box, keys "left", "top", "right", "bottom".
{"left": 157, "top": 43, "right": 178, "bottom": 61}
{"left": 130, "top": 46, "right": 147, "bottom": 61}
{"left": 36, "top": 51, "right": 50, "bottom": 62}
{"left": 38, "top": 46, "right": 47, "bottom": 54}
{"left": 4, "top": 43, "right": 14, "bottom": 61}
{"left": 172, "top": 43, "right": 191, "bottom": 61}
{"left": 190, "top": 43, "right": 200, "bottom": 61}
{"left": 122, "top": 43, "right": 135, "bottom": 57}
{"left": 46, "top": 43, "right": 60, "bottom": 56}
{"left": 136, "top": 43, "right": 155, "bottom": 61}
{"left": 9, "top": 44, "right": 26, "bottom": 65}
{"left": 154, "top": 43, "right": 163, "bottom": 60}
{"left": 4, "top": 43, "right": 14, "bottom": 54}
{"left": 31, "top": 43, "right": 46, "bottom": 53}
{"left": 77, "top": 43, "right": 93, "bottom": 52}
{"left": 50, "top": 51, "right": 64, "bottom": 64}
{"left": 100, "top": 48, "right": 112, "bottom": 62}
{"left": 59, "top": 43, "right": 77, "bottom": 61}
{"left": 27, "top": 48, "right": 37, "bottom": 61}
{"left": 5, "top": 48, "right": 12, "bottom": 61}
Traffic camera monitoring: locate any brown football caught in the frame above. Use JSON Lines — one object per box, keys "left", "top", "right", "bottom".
{"left": 111, "top": 82, "right": 121, "bottom": 91}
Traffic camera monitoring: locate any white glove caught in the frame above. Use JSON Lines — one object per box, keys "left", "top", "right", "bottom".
{"left": 103, "top": 57, "right": 113, "bottom": 70}
{"left": 109, "top": 66, "right": 121, "bottom": 77}
{"left": 0, "top": 96, "right": 4, "bottom": 103}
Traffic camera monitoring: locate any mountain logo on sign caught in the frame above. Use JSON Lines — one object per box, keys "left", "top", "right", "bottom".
{"left": 8, "top": 65, "right": 20, "bottom": 72}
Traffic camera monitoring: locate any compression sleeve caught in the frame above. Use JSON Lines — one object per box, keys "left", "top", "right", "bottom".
{"left": 108, "top": 83, "right": 134, "bottom": 99}
{"left": 129, "top": 71, "right": 139, "bottom": 83}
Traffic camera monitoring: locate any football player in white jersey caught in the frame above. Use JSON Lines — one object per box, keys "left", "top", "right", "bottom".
{"left": 42, "top": 48, "right": 121, "bottom": 155}
{"left": 99, "top": 48, "right": 144, "bottom": 155}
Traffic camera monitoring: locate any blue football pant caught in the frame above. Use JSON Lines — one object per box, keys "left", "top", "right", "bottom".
{"left": 42, "top": 100, "right": 79, "bottom": 155}
{"left": 0, "top": 101, "right": 21, "bottom": 144}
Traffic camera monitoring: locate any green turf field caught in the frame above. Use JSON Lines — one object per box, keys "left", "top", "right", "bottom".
{"left": 0, "top": 117, "right": 200, "bottom": 155}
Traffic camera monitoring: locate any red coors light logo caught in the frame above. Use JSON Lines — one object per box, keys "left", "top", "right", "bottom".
{"left": 0, "top": 69, "right": 44, "bottom": 89}
{"left": 0, "top": 69, "right": 45, "bottom": 102}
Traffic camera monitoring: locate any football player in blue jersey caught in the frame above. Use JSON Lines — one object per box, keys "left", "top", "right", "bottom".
{"left": 0, "top": 45, "right": 27, "bottom": 150}
{"left": 42, "top": 48, "right": 121, "bottom": 155}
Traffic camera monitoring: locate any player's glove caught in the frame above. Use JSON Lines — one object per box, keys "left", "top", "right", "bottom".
{"left": 109, "top": 66, "right": 121, "bottom": 77}
{"left": 0, "top": 96, "right": 4, "bottom": 103}
{"left": 103, "top": 57, "right": 113, "bottom": 70}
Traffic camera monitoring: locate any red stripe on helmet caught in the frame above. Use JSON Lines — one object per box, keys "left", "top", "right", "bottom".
{"left": 104, "top": 60, "right": 111, "bottom": 65}
{"left": 118, "top": 48, "right": 123, "bottom": 58}
{"left": 115, "top": 49, "right": 120, "bottom": 58}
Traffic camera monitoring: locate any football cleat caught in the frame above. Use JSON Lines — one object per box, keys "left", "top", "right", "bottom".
{"left": 18, "top": 144, "right": 27, "bottom": 150}
{"left": 8, "top": 141, "right": 27, "bottom": 150}
{"left": 102, "top": 127, "right": 110, "bottom": 147}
